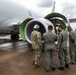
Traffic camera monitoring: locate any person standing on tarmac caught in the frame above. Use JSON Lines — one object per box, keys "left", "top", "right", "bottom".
{"left": 57, "top": 25, "right": 69, "bottom": 70}
{"left": 31, "top": 24, "right": 43, "bottom": 68}
{"left": 43, "top": 25, "right": 57, "bottom": 72}
{"left": 67, "top": 26, "right": 76, "bottom": 64}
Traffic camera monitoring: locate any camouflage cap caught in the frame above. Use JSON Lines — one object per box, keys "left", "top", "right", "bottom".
{"left": 33, "top": 24, "right": 40, "bottom": 30}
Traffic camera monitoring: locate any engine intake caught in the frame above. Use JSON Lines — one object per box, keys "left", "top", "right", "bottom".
{"left": 24, "top": 18, "right": 53, "bottom": 43}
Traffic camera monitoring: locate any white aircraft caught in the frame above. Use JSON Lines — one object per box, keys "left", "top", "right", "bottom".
{"left": 0, "top": 0, "right": 68, "bottom": 43}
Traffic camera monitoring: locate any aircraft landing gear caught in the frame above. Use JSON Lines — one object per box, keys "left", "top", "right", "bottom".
{"left": 11, "top": 34, "right": 19, "bottom": 41}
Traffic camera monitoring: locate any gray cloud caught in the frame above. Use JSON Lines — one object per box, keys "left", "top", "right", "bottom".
{"left": 37, "top": 0, "right": 54, "bottom": 8}
{"left": 61, "top": 2, "right": 76, "bottom": 18}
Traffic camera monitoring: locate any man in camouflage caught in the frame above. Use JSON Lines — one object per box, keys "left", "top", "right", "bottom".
{"left": 31, "top": 24, "right": 42, "bottom": 68}
{"left": 67, "top": 26, "right": 76, "bottom": 64}
{"left": 43, "top": 25, "right": 57, "bottom": 72}
{"left": 57, "top": 25, "right": 69, "bottom": 70}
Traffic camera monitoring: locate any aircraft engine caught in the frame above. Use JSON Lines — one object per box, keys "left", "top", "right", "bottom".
{"left": 20, "top": 18, "right": 54, "bottom": 43}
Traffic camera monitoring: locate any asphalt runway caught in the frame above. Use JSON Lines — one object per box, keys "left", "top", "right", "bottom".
{"left": 0, "top": 39, "right": 76, "bottom": 75}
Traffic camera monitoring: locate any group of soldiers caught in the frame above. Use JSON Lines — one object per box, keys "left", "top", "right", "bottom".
{"left": 31, "top": 24, "right": 76, "bottom": 72}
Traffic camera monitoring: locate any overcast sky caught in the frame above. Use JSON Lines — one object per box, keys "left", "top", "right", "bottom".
{"left": 11, "top": 0, "right": 76, "bottom": 30}
{"left": 12, "top": 0, "right": 76, "bottom": 19}
{"left": 1, "top": 0, "right": 76, "bottom": 30}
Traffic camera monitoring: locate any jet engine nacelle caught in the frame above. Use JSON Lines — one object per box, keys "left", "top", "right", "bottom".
{"left": 24, "top": 18, "right": 54, "bottom": 43}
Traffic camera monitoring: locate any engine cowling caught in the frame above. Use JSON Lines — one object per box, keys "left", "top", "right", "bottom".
{"left": 24, "top": 18, "right": 54, "bottom": 43}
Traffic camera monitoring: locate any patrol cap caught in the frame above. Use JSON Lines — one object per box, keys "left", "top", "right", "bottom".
{"left": 33, "top": 24, "right": 40, "bottom": 30}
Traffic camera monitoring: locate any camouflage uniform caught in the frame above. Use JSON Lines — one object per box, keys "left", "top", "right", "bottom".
{"left": 31, "top": 30, "right": 42, "bottom": 65}
{"left": 43, "top": 31, "right": 57, "bottom": 70}
{"left": 69, "top": 31, "right": 76, "bottom": 63}
{"left": 58, "top": 30, "right": 69, "bottom": 67}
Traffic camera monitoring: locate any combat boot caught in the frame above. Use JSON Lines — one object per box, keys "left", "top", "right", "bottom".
{"left": 65, "top": 64, "right": 69, "bottom": 68}
{"left": 52, "top": 67, "right": 56, "bottom": 71}
{"left": 58, "top": 67, "right": 64, "bottom": 70}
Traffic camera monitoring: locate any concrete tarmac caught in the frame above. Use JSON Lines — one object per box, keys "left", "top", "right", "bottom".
{"left": 0, "top": 40, "right": 76, "bottom": 75}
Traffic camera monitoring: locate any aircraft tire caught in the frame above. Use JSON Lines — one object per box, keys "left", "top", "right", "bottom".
{"left": 11, "top": 34, "right": 19, "bottom": 40}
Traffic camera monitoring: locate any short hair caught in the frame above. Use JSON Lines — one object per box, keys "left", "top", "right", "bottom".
{"left": 48, "top": 25, "right": 53, "bottom": 30}
{"left": 58, "top": 25, "right": 63, "bottom": 29}
{"left": 67, "top": 26, "right": 71, "bottom": 29}
{"left": 67, "top": 26, "right": 72, "bottom": 30}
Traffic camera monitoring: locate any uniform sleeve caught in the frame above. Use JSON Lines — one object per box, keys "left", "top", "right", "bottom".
{"left": 58, "top": 33, "right": 63, "bottom": 45}
{"left": 37, "top": 32, "right": 43, "bottom": 49}
{"left": 54, "top": 33, "right": 57, "bottom": 41}
{"left": 75, "top": 32, "right": 76, "bottom": 42}
{"left": 31, "top": 32, "right": 33, "bottom": 42}
{"left": 42, "top": 33, "right": 44, "bottom": 41}
{"left": 37, "top": 33, "right": 41, "bottom": 42}
{"left": 70, "top": 32, "right": 76, "bottom": 42}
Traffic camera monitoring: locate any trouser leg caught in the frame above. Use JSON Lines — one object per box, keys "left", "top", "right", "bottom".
{"left": 33, "top": 50, "right": 35, "bottom": 62}
{"left": 69, "top": 46, "right": 75, "bottom": 63}
{"left": 51, "top": 50, "right": 56, "bottom": 68}
{"left": 34, "top": 49, "right": 41, "bottom": 65}
{"left": 75, "top": 50, "right": 76, "bottom": 62}
{"left": 59, "top": 47, "right": 65, "bottom": 67}
{"left": 74, "top": 46, "right": 76, "bottom": 63}
{"left": 64, "top": 49, "right": 69, "bottom": 65}
{"left": 45, "top": 50, "right": 50, "bottom": 70}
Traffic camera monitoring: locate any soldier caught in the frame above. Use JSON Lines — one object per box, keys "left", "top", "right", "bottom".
{"left": 43, "top": 25, "right": 57, "bottom": 72}
{"left": 31, "top": 24, "right": 42, "bottom": 68}
{"left": 57, "top": 25, "right": 69, "bottom": 70}
{"left": 67, "top": 26, "right": 76, "bottom": 64}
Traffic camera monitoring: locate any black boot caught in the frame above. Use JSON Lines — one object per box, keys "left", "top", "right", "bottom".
{"left": 33, "top": 61, "right": 35, "bottom": 65}
{"left": 58, "top": 67, "right": 64, "bottom": 70}
{"left": 65, "top": 64, "right": 69, "bottom": 68}
{"left": 52, "top": 67, "right": 56, "bottom": 71}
